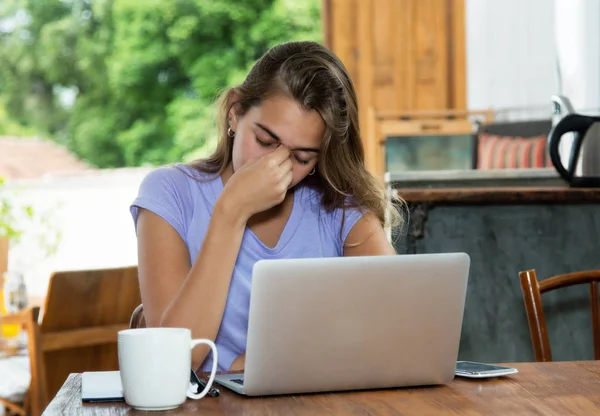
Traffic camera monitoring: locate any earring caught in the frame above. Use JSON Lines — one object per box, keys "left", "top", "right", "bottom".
{"left": 227, "top": 127, "right": 235, "bottom": 138}
{"left": 308, "top": 167, "right": 316, "bottom": 176}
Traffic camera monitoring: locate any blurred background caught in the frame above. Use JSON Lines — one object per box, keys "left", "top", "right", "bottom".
{"left": 0, "top": 0, "right": 598, "bottom": 302}
{"left": 2, "top": 4, "right": 600, "bottom": 407}
{"left": 0, "top": 0, "right": 321, "bottom": 167}
{"left": 0, "top": 0, "right": 321, "bottom": 302}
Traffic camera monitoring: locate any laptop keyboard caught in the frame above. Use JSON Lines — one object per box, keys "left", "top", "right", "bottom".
{"left": 231, "top": 379, "right": 244, "bottom": 385}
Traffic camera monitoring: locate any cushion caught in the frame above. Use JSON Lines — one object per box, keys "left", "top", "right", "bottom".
{"left": 0, "top": 356, "right": 30, "bottom": 404}
{"left": 477, "top": 133, "right": 552, "bottom": 169}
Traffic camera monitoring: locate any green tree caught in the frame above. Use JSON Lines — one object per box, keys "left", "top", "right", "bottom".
{"left": 0, "top": 0, "right": 322, "bottom": 167}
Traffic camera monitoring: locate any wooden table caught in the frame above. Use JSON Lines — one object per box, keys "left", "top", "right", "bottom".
{"left": 44, "top": 361, "right": 600, "bottom": 415}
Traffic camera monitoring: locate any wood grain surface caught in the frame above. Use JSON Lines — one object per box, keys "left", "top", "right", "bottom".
{"left": 396, "top": 187, "right": 600, "bottom": 204}
{"left": 43, "top": 361, "right": 600, "bottom": 415}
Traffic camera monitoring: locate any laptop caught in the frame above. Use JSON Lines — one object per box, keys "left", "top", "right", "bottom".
{"left": 214, "top": 252, "right": 470, "bottom": 396}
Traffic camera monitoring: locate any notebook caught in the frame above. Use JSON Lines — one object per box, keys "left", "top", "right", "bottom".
{"left": 81, "top": 371, "right": 124, "bottom": 402}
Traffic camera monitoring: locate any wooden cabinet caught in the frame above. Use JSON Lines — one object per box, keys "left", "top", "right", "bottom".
{"left": 322, "top": 0, "right": 467, "bottom": 176}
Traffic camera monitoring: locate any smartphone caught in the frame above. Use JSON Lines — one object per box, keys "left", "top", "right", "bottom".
{"left": 455, "top": 361, "right": 518, "bottom": 378}
{"left": 190, "top": 369, "right": 220, "bottom": 397}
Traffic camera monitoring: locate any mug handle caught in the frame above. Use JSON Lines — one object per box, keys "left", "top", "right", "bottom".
{"left": 186, "top": 339, "right": 218, "bottom": 400}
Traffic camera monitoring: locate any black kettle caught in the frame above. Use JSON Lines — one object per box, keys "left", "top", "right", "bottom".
{"left": 547, "top": 112, "right": 600, "bottom": 187}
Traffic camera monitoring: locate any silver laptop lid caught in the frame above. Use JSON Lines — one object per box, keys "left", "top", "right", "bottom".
{"left": 243, "top": 253, "right": 470, "bottom": 396}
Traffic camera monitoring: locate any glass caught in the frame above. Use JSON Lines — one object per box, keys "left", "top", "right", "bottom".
{"left": 1, "top": 271, "right": 27, "bottom": 339}
{"left": 0, "top": 286, "right": 20, "bottom": 339}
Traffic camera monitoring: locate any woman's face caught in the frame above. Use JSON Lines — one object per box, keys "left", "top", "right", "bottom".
{"left": 229, "top": 95, "right": 325, "bottom": 188}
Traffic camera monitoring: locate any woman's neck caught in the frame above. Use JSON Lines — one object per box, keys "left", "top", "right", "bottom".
{"left": 220, "top": 163, "right": 234, "bottom": 187}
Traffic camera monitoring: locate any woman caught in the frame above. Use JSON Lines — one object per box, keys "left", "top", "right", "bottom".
{"left": 130, "top": 41, "right": 402, "bottom": 372}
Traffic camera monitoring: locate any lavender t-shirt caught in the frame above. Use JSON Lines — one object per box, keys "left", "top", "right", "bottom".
{"left": 130, "top": 164, "right": 364, "bottom": 371}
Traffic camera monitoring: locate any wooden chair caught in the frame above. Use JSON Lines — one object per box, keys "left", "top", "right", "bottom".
{"left": 0, "top": 266, "right": 141, "bottom": 415}
{"left": 519, "top": 269, "right": 600, "bottom": 362}
{"left": 0, "top": 307, "right": 44, "bottom": 416}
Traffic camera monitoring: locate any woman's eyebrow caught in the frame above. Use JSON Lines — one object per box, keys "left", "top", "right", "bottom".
{"left": 255, "top": 122, "right": 320, "bottom": 153}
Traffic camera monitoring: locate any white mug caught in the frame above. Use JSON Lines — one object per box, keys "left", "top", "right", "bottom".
{"left": 118, "top": 328, "right": 218, "bottom": 411}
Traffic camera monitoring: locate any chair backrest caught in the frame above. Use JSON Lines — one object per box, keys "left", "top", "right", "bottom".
{"left": 519, "top": 269, "right": 600, "bottom": 362}
{"left": 39, "top": 266, "right": 141, "bottom": 399}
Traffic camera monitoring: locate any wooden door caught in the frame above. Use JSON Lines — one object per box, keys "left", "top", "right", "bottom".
{"left": 323, "top": 0, "right": 466, "bottom": 176}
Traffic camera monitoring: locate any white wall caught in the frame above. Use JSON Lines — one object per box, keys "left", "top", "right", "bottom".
{"left": 4, "top": 168, "right": 153, "bottom": 302}
{"left": 466, "top": 0, "right": 600, "bottom": 117}
{"left": 465, "top": 0, "right": 558, "bottom": 117}
{"left": 554, "top": 0, "right": 600, "bottom": 112}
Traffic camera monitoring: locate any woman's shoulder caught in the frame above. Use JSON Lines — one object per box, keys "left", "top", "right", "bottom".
{"left": 142, "top": 163, "right": 213, "bottom": 183}
{"left": 134, "top": 163, "right": 220, "bottom": 214}
{"left": 138, "top": 163, "right": 218, "bottom": 195}
{"left": 131, "top": 163, "right": 217, "bottom": 241}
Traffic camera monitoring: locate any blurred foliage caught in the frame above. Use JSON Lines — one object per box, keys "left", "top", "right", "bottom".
{"left": 0, "top": 177, "right": 32, "bottom": 241}
{"left": 0, "top": 97, "right": 38, "bottom": 136}
{"left": 0, "top": 176, "right": 62, "bottom": 259}
{"left": 0, "top": 0, "right": 321, "bottom": 167}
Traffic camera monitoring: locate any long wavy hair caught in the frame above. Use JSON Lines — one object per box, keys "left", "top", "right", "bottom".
{"left": 190, "top": 41, "right": 403, "bottom": 233}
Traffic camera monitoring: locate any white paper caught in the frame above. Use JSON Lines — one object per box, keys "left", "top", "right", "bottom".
{"left": 81, "top": 371, "right": 123, "bottom": 400}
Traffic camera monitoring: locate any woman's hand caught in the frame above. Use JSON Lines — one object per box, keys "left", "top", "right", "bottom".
{"left": 229, "top": 353, "right": 246, "bottom": 371}
{"left": 219, "top": 146, "right": 293, "bottom": 222}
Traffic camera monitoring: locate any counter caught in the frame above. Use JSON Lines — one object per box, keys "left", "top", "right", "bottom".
{"left": 398, "top": 186, "right": 600, "bottom": 204}
{"left": 387, "top": 168, "right": 600, "bottom": 364}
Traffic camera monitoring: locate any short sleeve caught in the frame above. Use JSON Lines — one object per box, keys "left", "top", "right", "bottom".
{"left": 326, "top": 199, "right": 366, "bottom": 254}
{"left": 130, "top": 166, "right": 193, "bottom": 241}
{"left": 336, "top": 204, "right": 366, "bottom": 243}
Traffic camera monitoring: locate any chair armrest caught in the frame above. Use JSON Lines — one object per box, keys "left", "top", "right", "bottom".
{"left": 0, "top": 307, "right": 40, "bottom": 326}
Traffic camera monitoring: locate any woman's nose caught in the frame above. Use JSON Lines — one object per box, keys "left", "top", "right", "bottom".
{"left": 274, "top": 143, "right": 292, "bottom": 154}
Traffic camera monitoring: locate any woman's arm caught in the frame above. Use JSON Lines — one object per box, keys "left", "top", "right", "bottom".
{"left": 136, "top": 197, "right": 246, "bottom": 370}
{"left": 137, "top": 147, "right": 293, "bottom": 370}
{"left": 343, "top": 212, "right": 396, "bottom": 256}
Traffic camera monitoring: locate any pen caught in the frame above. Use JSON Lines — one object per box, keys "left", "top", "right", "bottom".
{"left": 190, "top": 369, "right": 220, "bottom": 397}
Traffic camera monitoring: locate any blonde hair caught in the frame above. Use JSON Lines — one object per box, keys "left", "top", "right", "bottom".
{"left": 190, "top": 41, "right": 403, "bottom": 233}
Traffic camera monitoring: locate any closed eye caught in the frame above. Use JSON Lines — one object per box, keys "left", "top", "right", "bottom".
{"left": 294, "top": 154, "right": 310, "bottom": 165}
{"left": 256, "top": 136, "right": 313, "bottom": 165}
{"left": 256, "top": 137, "right": 276, "bottom": 148}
